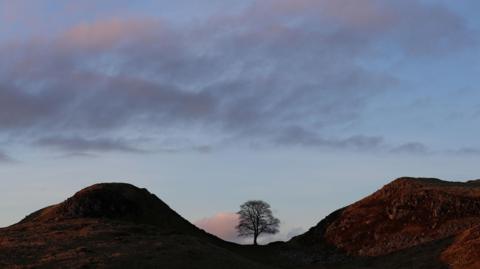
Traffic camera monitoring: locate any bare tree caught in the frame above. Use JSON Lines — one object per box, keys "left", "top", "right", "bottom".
{"left": 236, "top": 200, "right": 280, "bottom": 245}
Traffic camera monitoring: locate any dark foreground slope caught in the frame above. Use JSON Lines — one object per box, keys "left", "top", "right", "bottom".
{"left": 0, "top": 183, "right": 271, "bottom": 269}
{"left": 1, "top": 178, "right": 480, "bottom": 269}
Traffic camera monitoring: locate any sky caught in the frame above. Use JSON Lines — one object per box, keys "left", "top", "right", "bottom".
{"left": 0, "top": 0, "right": 480, "bottom": 243}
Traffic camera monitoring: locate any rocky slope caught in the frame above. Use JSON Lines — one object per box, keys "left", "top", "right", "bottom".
{"left": 292, "top": 178, "right": 480, "bottom": 255}
{"left": 289, "top": 177, "right": 480, "bottom": 268}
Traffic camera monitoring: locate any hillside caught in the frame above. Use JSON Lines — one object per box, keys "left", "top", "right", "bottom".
{"left": 0, "top": 183, "right": 270, "bottom": 269}
{"left": 288, "top": 177, "right": 480, "bottom": 268}
{"left": 1, "top": 178, "right": 480, "bottom": 268}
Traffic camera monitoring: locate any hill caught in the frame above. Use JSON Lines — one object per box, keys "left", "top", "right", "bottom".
{"left": 1, "top": 178, "right": 480, "bottom": 268}
{"left": 0, "top": 183, "right": 270, "bottom": 269}
{"left": 287, "top": 177, "right": 480, "bottom": 268}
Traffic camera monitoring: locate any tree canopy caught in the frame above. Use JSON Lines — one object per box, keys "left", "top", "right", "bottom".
{"left": 236, "top": 200, "right": 280, "bottom": 245}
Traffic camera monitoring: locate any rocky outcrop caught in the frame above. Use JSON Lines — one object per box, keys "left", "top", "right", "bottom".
{"left": 293, "top": 177, "right": 480, "bottom": 257}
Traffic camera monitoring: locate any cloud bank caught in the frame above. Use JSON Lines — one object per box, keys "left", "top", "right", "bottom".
{"left": 0, "top": 0, "right": 476, "bottom": 158}
{"left": 194, "top": 212, "right": 240, "bottom": 242}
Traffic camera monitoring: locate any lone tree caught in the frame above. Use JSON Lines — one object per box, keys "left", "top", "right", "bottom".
{"left": 236, "top": 200, "right": 280, "bottom": 245}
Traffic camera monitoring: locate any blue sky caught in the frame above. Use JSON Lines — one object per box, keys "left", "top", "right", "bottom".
{"left": 0, "top": 0, "right": 480, "bottom": 243}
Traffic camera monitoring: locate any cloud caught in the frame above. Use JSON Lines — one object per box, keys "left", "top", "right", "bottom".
{"left": 194, "top": 212, "right": 306, "bottom": 244}
{"left": 391, "top": 142, "right": 430, "bottom": 154}
{"left": 56, "top": 152, "right": 98, "bottom": 159}
{"left": 449, "top": 147, "right": 480, "bottom": 156}
{"left": 33, "top": 136, "right": 146, "bottom": 154}
{"left": 274, "top": 127, "right": 385, "bottom": 150}
{"left": 286, "top": 227, "right": 305, "bottom": 240}
{"left": 252, "top": 0, "right": 475, "bottom": 55}
{"left": 0, "top": 0, "right": 475, "bottom": 156}
{"left": 61, "top": 19, "right": 157, "bottom": 51}
{"left": 258, "top": 227, "right": 306, "bottom": 243}
{"left": 194, "top": 212, "right": 239, "bottom": 242}
{"left": 0, "top": 150, "right": 14, "bottom": 163}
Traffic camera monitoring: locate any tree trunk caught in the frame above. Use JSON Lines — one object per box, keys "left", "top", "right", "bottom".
{"left": 253, "top": 234, "right": 258, "bottom": 245}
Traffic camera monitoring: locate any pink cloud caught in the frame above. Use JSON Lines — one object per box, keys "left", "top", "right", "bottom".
{"left": 0, "top": 0, "right": 36, "bottom": 23}
{"left": 194, "top": 212, "right": 305, "bottom": 245}
{"left": 60, "top": 18, "right": 160, "bottom": 50}
{"left": 194, "top": 212, "right": 239, "bottom": 242}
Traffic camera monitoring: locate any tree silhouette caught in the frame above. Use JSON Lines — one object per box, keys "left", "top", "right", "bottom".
{"left": 236, "top": 200, "right": 280, "bottom": 245}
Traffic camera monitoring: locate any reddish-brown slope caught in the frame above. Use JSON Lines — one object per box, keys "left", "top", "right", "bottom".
{"left": 292, "top": 177, "right": 480, "bottom": 257}
{"left": 441, "top": 224, "right": 480, "bottom": 269}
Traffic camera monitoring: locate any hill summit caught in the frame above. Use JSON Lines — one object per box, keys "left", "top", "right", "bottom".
{"left": 21, "top": 183, "right": 195, "bottom": 232}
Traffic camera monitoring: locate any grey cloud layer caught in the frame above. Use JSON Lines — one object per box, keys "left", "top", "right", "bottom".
{"left": 34, "top": 136, "right": 147, "bottom": 154}
{"left": 0, "top": 0, "right": 474, "bottom": 155}
{"left": 0, "top": 151, "right": 12, "bottom": 163}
